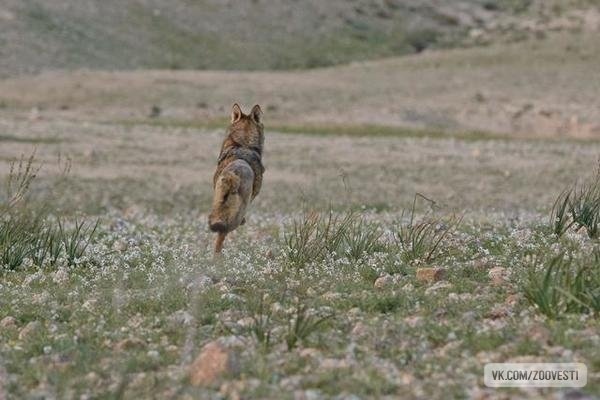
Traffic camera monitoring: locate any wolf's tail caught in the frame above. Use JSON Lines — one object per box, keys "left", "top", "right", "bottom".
{"left": 208, "top": 171, "right": 241, "bottom": 233}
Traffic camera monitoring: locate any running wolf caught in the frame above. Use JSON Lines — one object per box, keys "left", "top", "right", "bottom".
{"left": 208, "top": 103, "right": 265, "bottom": 254}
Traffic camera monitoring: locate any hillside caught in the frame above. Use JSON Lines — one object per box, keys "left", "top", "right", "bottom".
{"left": 0, "top": 0, "right": 598, "bottom": 77}
{"left": 1, "top": 31, "right": 599, "bottom": 138}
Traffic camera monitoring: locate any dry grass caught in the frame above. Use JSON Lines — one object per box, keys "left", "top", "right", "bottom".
{"left": 1, "top": 32, "right": 599, "bottom": 138}
{"left": 0, "top": 117, "right": 600, "bottom": 216}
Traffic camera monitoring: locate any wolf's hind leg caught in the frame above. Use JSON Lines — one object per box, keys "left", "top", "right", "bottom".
{"left": 214, "top": 232, "right": 227, "bottom": 255}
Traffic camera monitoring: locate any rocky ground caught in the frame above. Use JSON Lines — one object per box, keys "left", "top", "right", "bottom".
{"left": 1, "top": 10, "right": 600, "bottom": 398}
{"left": 0, "top": 116, "right": 599, "bottom": 399}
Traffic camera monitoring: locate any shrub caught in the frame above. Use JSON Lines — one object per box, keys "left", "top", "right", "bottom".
{"left": 284, "top": 302, "right": 333, "bottom": 350}
{"left": 58, "top": 218, "right": 99, "bottom": 266}
{"left": 242, "top": 291, "right": 274, "bottom": 351}
{"left": 283, "top": 209, "right": 389, "bottom": 267}
{"left": 343, "top": 218, "right": 384, "bottom": 261}
{"left": 283, "top": 210, "right": 355, "bottom": 267}
{"left": 0, "top": 151, "right": 98, "bottom": 270}
{"left": 524, "top": 253, "right": 600, "bottom": 318}
{"left": 394, "top": 194, "right": 460, "bottom": 264}
{"left": 237, "top": 290, "right": 333, "bottom": 352}
{"left": 550, "top": 188, "right": 574, "bottom": 236}
{"left": 550, "top": 165, "right": 600, "bottom": 238}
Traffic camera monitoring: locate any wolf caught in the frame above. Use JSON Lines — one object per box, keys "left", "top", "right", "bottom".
{"left": 208, "top": 103, "right": 265, "bottom": 254}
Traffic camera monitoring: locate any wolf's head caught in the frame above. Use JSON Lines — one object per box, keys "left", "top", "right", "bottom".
{"left": 226, "top": 103, "right": 264, "bottom": 153}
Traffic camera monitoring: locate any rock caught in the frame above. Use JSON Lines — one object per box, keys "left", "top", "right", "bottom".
{"left": 320, "top": 358, "right": 352, "bottom": 370}
{"left": 373, "top": 274, "right": 393, "bottom": 289}
{"left": 527, "top": 324, "right": 551, "bottom": 344}
{"left": 424, "top": 281, "right": 451, "bottom": 295}
{"left": 221, "top": 293, "right": 241, "bottom": 302}
{"left": 294, "top": 389, "right": 324, "bottom": 400}
{"left": 298, "top": 348, "right": 321, "bottom": 359}
{"left": 82, "top": 299, "right": 97, "bottom": 311}
{"left": 486, "top": 306, "right": 510, "bottom": 319}
{"left": 459, "top": 294, "right": 474, "bottom": 303}
{"left": 114, "top": 337, "right": 146, "bottom": 352}
{"left": 404, "top": 316, "right": 423, "bottom": 328}
{"left": 48, "top": 354, "right": 71, "bottom": 371}
{"left": 189, "top": 341, "right": 240, "bottom": 386}
{"left": 280, "top": 375, "right": 303, "bottom": 390}
{"left": 236, "top": 317, "right": 254, "bottom": 328}
{"left": 505, "top": 293, "right": 520, "bottom": 306}
{"left": 166, "top": 345, "right": 179, "bottom": 354}
{"left": 558, "top": 389, "right": 595, "bottom": 400}
{"left": 416, "top": 268, "right": 446, "bottom": 283}
{"left": 216, "top": 335, "right": 246, "bottom": 349}
{"left": 147, "top": 350, "right": 160, "bottom": 360}
{"left": 220, "top": 378, "right": 261, "bottom": 400}
{"left": 322, "top": 291, "right": 342, "bottom": 301}
{"left": 85, "top": 371, "right": 100, "bottom": 384}
{"left": 51, "top": 268, "right": 69, "bottom": 284}
{"left": 112, "top": 239, "right": 128, "bottom": 252}
{"left": 462, "top": 311, "right": 476, "bottom": 322}
{"left": 448, "top": 292, "right": 460, "bottom": 301}
{"left": 488, "top": 267, "right": 508, "bottom": 286}
{"left": 350, "top": 322, "right": 368, "bottom": 339}
{"left": 0, "top": 316, "right": 17, "bottom": 330}
{"left": 547, "top": 346, "right": 566, "bottom": 357}
{"left": 187, "top": 275, "right": 213, "bottom": 291}
{"left": 167, "top": 310, "right": 195, "bottom": 327}
{"left": 127, "top": 372, "right": 148, "bottom": 391}
{"left": 18, "top": 321, "right": 41, "bottom": 340}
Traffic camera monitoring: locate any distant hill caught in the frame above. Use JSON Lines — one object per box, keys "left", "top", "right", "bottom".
{"left": 0, "top": 0, "right": 597, "bottom": 77}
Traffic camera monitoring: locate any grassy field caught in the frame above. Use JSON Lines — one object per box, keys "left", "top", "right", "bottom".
{"left": 1, "top": 31, "right": 600, "bottom": 400}
{"left": 1, "top": 115, "right": 600, "bottom": 399}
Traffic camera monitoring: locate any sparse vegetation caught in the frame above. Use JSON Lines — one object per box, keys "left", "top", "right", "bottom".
{"left": 284, "top": 302, "right": 334, "bottom": 351}
{"left": 524, "top": 253, "right": 600, "bottom": 318}
{"left": 0, "top": 152, "right": 98, "bottom": 271}
{"left": 550, "top": 165, "right": 600, "bottom": 238}
{"left": 283, "top": 211, "right": 356, "bottom": 267}
{"left": 0, "top": 115, "right": 599, "bottom": 398}
{"left": 2, "top": 8, "right": 600, "bottom": 397}
{"left": 395, "top": 194, "right": 461, "bottom": 264}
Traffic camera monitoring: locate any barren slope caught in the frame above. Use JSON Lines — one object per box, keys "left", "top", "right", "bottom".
{"left": 1, "top": 32, "right": 599, "bottom": 137}
{"left": 0, "top": 0, "right": 598, "bottom": 76}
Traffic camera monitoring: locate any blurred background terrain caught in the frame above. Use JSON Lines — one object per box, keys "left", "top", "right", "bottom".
{"left": 1, "top": 0, "right": 598, "bottom": 75}
{"left": 0, "top": 0, "right": 599, "bottom": 138}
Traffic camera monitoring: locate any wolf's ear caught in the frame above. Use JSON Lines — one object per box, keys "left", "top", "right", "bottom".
{"left": 250, "top": 104, "right": 262, "bottom": 124}
{"left": 231, "top": 103, "right": 243, "bottom": 123}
